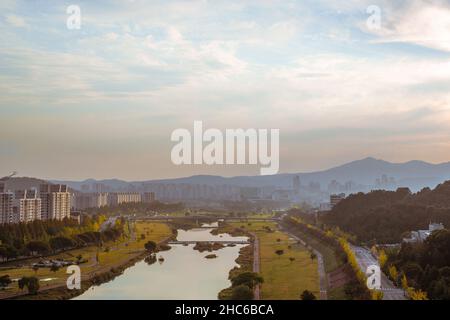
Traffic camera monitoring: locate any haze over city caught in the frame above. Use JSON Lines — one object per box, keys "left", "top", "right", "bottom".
{"left": 1, "top": 0, "right": 450, "bottom": 180}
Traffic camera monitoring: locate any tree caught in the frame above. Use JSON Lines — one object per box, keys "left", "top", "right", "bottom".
{"left": 300, "top": 290, "right": 317, "bottom": 300}
{"left": 407, "top": 288, "right": 428, "bottom": 300}
{"left": 231, "top": 285, "right": 254, "bottom": 300}
{"left": 144, "top": 240, "right": 157, "bottom": 253}
{"left": 50, "top": 264, "right": 60, "bottom": 272}
{"left": 389, "top": 265, "right": 399, "bottom": 282}
{"left": 231, "top": 272, "right": 264, "bottom": 289}
{"left": 371, "top": 290, "right": 384, "bottom": 300}
{"left": 26, "top": 241, "right": 50, "bottom": 256}
{"left": 3, "top": 245, "right": 18, "bottom": 261}
{"left": 26, "top": 277, "right": 40, "bottom": 295}
{"left": 0, "top": 275, "right": 11, "bottom": 287}
{"left": 378, "top": 250, "right": 388, "bottom": 268}
{"left": 289, "top": 257, "right": 295, "bottom": 263}
{"left": 310, "top": 252, "right": 317, "bottom": 261}
{"left": 49, "top": 236, "right": 75, "bottom": 252}
{"left": 0, "top": 246, "right": 7, "bottom": 262}
{"left": 18, "top": 277, "right": 40, "bottom": 295}
{"left": 401, "top": 274, "right": 408, "bottom": 290}
{"left": 275, "top": 249, "right": 284, "bottom": 256}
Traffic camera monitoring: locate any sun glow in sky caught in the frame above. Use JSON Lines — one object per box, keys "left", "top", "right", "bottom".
{"left": 1, "top": 0, "right": 450, "bottom": 180}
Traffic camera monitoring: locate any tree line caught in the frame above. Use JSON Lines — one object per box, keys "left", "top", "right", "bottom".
{"left": 0, "top": 215, "right": 126, "bottom": 261}
{"left": 322, "top": 181, "right": 450, "bottom": 244}
{"left": 382, "top": 229, "right": 450, "bottom": 300}
{"left": 85, "top": 201, "right": 184, "bottom": 216}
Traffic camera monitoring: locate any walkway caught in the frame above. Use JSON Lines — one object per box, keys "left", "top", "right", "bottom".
{"left": 250, "top": 232, "right": 261, "bottom": 300}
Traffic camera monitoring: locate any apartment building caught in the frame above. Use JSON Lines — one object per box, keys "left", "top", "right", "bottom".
{"left": 11, "top": 189, "right": 42, "bottom": 223}
{"left": 142, "top": 192, "right": 155, "bottom": 203}
{"left": 0, "top": 183, "right": 13, "bottom": 224}
{"left": 40, "top": 184, "right": 71, "bottom": 220}
{"left": 74, "top": 192, "right": 108, "bottom": 210}
{"left": 108, "top": 192, "right": 141, "bottom": 206}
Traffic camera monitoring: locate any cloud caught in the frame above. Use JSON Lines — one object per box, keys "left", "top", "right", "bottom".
{"left": 5, "top": 14, "right": 27, "bottom": 27}
{"left": 2, "top": 0, "right": 450, "bottom": 179}
{"left": 364, "top": 1, "right": 450, "bottom": 52}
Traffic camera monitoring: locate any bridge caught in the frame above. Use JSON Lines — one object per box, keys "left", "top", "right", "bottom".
{"left": 130, "top": 216, "right": 279, "bottom": 222}
{"left": 168, "top": 240, "right": 250, "bottom": 245}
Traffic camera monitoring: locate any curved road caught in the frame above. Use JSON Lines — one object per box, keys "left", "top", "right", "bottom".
{"left": 350, "top": 245, "right": 405, "bottom": 300}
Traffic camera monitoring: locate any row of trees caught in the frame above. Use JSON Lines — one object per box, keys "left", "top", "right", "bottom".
{"left": 0, "top": 216, "right": 126, "bottom": 262}
{"left": 86, "top": 201, "right": 185, "bottom": 216}
{"left": 0, "top": 275, "right": 40, "bottom": 295}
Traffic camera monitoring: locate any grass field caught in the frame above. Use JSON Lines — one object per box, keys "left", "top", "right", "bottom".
{"left": 231, "top": 221, "right": 319, "bottom": 300}
{"left": 0, "top": 221, "right": 171, "bottom": 298}
{"left": 282, "top": 224, "right": 349, "bottom": 299}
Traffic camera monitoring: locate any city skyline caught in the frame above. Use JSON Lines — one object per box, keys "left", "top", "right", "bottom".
{"left": 1, "top": 0, "right": 450, "bottom": 180}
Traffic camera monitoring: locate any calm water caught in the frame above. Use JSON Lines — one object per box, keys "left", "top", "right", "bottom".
{"left": 75, "top": 224, "right": 248, "bottom": 300}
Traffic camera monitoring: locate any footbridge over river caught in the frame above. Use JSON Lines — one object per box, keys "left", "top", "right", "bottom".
{"left": 168, "top": 240, "right": 251, "bottom": 245}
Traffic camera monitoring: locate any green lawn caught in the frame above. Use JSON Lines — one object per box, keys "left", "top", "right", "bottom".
{"left": 231, "top": 221, "right": 320, "bottom": 300}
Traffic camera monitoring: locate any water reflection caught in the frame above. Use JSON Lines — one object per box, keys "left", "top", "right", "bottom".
{"left": 75, "top": 225, "right": 248, "bottom": 300}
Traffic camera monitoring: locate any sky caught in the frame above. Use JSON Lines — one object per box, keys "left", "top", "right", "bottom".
{"left": 1, "top": 0, "right": 450, "bottom": 180}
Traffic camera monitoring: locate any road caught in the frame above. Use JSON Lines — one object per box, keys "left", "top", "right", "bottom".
{"left": 250, "top": 232, "right": 261, "bottom": 300}
{"left": 100, "top": 217, "right": 117, "bottom": 231}
{"left": 351, "top": 245, "right": 405, "bottom": 300}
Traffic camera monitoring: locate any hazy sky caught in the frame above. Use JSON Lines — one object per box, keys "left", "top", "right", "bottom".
{"left": 1, "top": 0, "right": 450, "bottom": 180}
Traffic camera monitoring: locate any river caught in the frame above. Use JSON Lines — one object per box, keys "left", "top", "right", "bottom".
{"left": 74, "top": 223, "right": 248, "bottom": 299}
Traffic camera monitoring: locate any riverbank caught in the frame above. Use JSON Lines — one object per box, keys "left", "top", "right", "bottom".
{"left": 75, "top": 221, "right": 248, "bottom": 299}
{"left": 220, "top": 221, "right": 320, "bottom": 300}
{"left": 0, "top": 222, "right": 173, "bottom": 300}
{"left": 218, "top": 244, "right": 254, "bottom": 299}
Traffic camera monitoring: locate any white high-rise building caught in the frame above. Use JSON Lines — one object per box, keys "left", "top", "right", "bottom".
{"left": 0, "top": 182, "right": 13, "bottom": 224}
{"left": 12, "top": 189, "right": 41, "bottom": 223}
{"left": 40, "top": 184, "right": 71, "bottom": 220}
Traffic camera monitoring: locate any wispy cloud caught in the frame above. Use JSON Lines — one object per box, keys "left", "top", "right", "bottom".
{"left": 1, "top": 0, "right": 450, "bottom": 179}
{"left": 5, "top": 14, "right": 27, "bottom": 27}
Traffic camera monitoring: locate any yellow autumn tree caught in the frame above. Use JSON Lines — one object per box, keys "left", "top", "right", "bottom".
{"left": 388, "top": 265, "right": 398, "bottom": 282}
{"left": 407, "top": 288, "right": 428, "bottom": 300}
{"left": 401, "top": 274, "right": 408, "bottom": 290}
{"left": 371, "top": 290, "right": 384, "bottom": 300}
{"left": 378, "top": 250, "right": 388, "bottom": 268}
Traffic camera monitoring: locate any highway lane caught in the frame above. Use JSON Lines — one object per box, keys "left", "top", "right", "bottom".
{"left": 351, "top": 245, "right": 405, "bottom": 300}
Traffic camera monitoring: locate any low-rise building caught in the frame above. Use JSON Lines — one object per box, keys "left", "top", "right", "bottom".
{"left": 142, "top": 192, "right": 155, "bottom": 203}
{"left": 108, "top": 192, "right": 141, "bottom": 206}
{"left": 74, "top": 192, "right": 108, "bottom": 210}
{"left": 403, "top": 223, "right": 445, "bottom": 243}
{"left": 330, "top": 193, "right": 346, "bottom": 208}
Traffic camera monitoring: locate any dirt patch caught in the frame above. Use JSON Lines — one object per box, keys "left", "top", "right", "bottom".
{"left": 327, "top": 264, "right": 353, "bottom": 289}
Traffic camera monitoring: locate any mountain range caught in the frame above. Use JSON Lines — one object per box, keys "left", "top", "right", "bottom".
{"left": 46, "top": 157, "right": 450, "bottom": 192}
